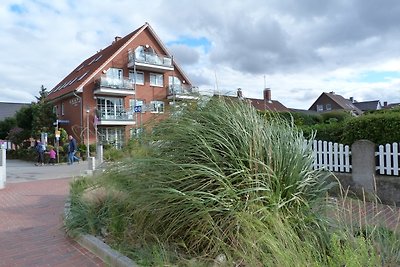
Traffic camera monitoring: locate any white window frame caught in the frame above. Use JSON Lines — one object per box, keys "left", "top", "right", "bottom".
{"left": 150, "top": 101, "right": 164, "bottom": 113}
{"left": 326, "top": 104, "right": 332, "bottom": 111}
{"left": 150, "top": 73, "right": 164, "bottom": 87}
{"left": 129, "top": 70, "right": 144, "bottom": 85}
{"left": 317, "top": 104, "right": 324, "bottom": 112}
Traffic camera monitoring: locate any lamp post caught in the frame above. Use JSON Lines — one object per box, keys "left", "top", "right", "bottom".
{"left": 86, "top": 106, "right": 90, "bottom": 159}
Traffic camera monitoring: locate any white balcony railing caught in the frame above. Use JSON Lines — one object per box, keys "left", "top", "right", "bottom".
{"left": 128, "top": 51, "right": 173, "bottom": 70}
{"left": 95, "top": 75, "right": 134, "bottom": 90}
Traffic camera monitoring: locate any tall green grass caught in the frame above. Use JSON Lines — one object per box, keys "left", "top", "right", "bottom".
{"left": 99, "top": 98, "right": 333, "bottom": 261}
{"left": 65, "top": 97, "right": 399, "bottom": 266}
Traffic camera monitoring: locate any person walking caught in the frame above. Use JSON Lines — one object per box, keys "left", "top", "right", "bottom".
{"left": 35, "top": 140, "right": 45, "bottom": 166}
{"left": 67, "top": 135, "right": 80, "bottom": 165}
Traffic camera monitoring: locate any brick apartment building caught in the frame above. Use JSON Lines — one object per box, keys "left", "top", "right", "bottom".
{"left": 47, "top": 23, "right": 196, "bottom": 148}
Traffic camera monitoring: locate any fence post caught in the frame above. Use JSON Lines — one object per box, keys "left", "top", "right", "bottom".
{"left": 0, "top": 145, "right": 6, "bottom": 189}
{"left": 351, "top": 140, "right": 376, "bottom": 194}
{"left": 96, "top": 144, "right": 103, "bottom": 165}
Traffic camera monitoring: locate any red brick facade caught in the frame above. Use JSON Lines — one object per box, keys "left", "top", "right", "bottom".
{"left": 48, "top": 23, "right": 194, "bottom": 148}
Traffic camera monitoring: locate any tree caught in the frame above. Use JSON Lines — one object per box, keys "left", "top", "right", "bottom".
{"left": 31, "top": 85, "right": 56, "bottom": 137}
{"left": 0, "top": 117, "right": 16, "bottom": 139}
{"left": 15, "top": 105, "right": 34, "bottom": 141}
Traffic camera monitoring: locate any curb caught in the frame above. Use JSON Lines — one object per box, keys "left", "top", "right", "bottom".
{"left": 64, "top": 198, "right": 139, "bottom": 267}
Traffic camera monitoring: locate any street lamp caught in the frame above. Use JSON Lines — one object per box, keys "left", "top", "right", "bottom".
{"left": 86, "top": 106, "right": 90, "bottom": 159}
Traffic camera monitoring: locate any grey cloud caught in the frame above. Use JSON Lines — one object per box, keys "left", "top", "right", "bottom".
{"left": 186, "top": 71, "right": 213, "bottom": 87}
{"left": 168, "top": 44, "right": 200, "bottom": 66}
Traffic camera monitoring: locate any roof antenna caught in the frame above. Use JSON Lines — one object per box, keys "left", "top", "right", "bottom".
{"left": 264, "top": 75, "right": 266, "bottom": 89}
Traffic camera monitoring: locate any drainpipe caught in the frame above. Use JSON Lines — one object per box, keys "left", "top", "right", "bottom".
{"left": 73, "top": 90, "right": 83, "bottom": 140}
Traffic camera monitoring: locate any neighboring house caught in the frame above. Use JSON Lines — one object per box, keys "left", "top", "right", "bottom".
{"left": 352, "top": 100, "right": 382, "bottom": 112}
{"left": 308, "top": 92, "right": 362, "bottom": 115}
{"left": 220, "top": 88, "right": 289, "bottom": 112}
{"left": 47, "top": 23, "right": 196, "bottom": 148}
{"left": 383, "top": 102, "right": 400, "bottom": 109}
{"left": 0, "top": 102, "right": 29, "bottom": 121}
{"left": 246, "top": 88, "right": 290, "bottom": 112}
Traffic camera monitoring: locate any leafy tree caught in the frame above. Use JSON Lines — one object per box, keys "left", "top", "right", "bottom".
{"left": 15, "top": 105, "right": 34, "bottom": 141}
{"left": 31, "top": 85, "right": 56, "bottom": 137}
{"left": 7, "top": 127, "right": 25, "bottom": 147}
{"left": 0, "top": 117, "right": 16, "bottom": 139}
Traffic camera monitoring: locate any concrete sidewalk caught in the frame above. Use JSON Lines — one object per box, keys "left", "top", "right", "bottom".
{"left": 0, "top": 160, "right": 105, "bottom": 266}
{"left": 6, "top": 159, "right": 90, "bottom": 183}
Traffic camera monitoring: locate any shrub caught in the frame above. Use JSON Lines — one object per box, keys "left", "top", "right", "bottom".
{"left": 97, "top": 98, "right": 333, "bottom": 261}
{"left": 343, "top": 113, "right": 400, "bottom": 145}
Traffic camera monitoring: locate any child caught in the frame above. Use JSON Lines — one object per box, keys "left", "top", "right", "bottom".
{"left": 48, "top": 148, "right": 56, "bottom": 165}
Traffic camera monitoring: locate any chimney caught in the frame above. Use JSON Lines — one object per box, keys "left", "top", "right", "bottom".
{"left": 384, "top": 101, "right": 388, "bottom": 107}
{"left": 237, "top": 88, "right": 243, "bottom": 98}
{"left": 113, "top": 36, "right": 121, "bottom": 44}
{"left": 264, "top": 88, "right": 272, "bottom": 103}
{"left": 349, "top": 97, "right": 354, "bottom": 103}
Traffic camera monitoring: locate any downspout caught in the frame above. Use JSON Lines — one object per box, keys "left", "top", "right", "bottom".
{"left": 73, "top": 90, "right": 83, "bottom": 140}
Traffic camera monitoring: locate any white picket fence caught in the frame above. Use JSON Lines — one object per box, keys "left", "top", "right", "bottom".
{"left": 376, "top": 143, "right": 400, "bottom": 176}
{"left": 306, "top": 140, "right": 400, "bottom": 176}
{"left": 305, "top": 140, "right": 351, "bottom": 173}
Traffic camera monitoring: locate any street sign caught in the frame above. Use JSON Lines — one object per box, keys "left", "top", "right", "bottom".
{"left": 55, "top": 130, "right": 60, "bottom": 138}
{"left": 57, "top": 120, "right": 70, "bottom": 124}
{"left": 134, "top": 106, "right": 142, "bottom": 113}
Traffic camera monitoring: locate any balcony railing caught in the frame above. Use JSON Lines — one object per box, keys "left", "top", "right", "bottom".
{"left": 167, "top": 85, "right": 199, "bottom": 100}
{"left": 128, "top": 51, "right": 173, "bottom": 71}
{"left": 96, "top": 108, "right": 135, "bottom": 125}
{"left": 94, "top": 76, "right": 135, "bottom": 96}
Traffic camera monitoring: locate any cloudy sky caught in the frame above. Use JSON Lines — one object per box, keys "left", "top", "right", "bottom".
{"left": 1, "top": 0, "right": 400, "bottom": 109}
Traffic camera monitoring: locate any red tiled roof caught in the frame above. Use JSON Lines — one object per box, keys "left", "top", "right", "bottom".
{"left": 48, "top": 23, "right": 161, "bottom": 100}
{"left": 324, "top": 92, "right": 363, "bottom": 114}
{"left": 247, "top": 98, "right": 289, "bottom": 112}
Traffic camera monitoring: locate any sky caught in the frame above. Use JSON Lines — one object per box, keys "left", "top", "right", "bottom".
{"left": 1, "top": 0, "right": 400, "bottom": 109}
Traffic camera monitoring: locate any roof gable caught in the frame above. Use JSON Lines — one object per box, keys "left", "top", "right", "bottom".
{"left": 48, "top": 22, "right": 190, "bottom": 100}
{"left": 309, "top": 92, "right": 363, "bottom": 114}
{"left": 48, "top": 27, "right": 141, "bottom": 100}
{"left": 353, "top": 100, "right": 381, "bottom": 111}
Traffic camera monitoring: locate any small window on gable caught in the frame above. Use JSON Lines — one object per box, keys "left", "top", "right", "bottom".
{"left": 76, "top": 64, "right": 84, "bottom": 72}
{"left": 78, "top": 71, "right": 89, "bottom": 81}
{"left": 317, "top": 104, "right": 324, "bottom": 112}
{"left": 326, "top": 104, "right": 332, "bottom": 111}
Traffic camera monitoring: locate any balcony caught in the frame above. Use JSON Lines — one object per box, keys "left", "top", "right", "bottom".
{"left": 167, "top": 85, "right": 199, "bottom": 101}
{"left": 96, "top": 109, "right": 135, "bottom": 126}
{"left": 128, "top": 51, "right": 174, "bottom": 72}
{"left": 94, "top": 76, "right": 135, "bottom": 96}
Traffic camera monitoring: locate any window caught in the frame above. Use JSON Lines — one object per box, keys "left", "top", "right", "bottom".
{"left": 61, "top": 103, "right": 64, "bottom": 116}
{"left": 129, "top": 70, "right": 144, "bottom": 85}
{"left": 326, "top": 104, "right": 332, "bottom": 111}
{"left": 98, "top": 127, "right": 124, "bottom": 149}
{"left": 150, "top": 101, "right": 164, "bottom": 113}
{"left": 107, "top": 68, "right": 123, "bottom": 79}
{"left": 97, "top": 97, "right": 125, "bottom": 120}
{"left": 77, "top": 71, "right": 89, "bottom": 81}
{"left": 150, "top": 73, "right": 164, "bottom": 87}
{"left": 53, "top": 105, "right": 58, "bottom": 116}
{"left": 317, "top": 104, "right": 324, "bottom": 112}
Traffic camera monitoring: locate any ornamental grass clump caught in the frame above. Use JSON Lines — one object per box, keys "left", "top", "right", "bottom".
{"left": 95, "top": 97, "right": 335, "bottom": 263}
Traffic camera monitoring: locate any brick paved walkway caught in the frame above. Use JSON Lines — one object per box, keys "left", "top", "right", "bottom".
{"left": 0, "top": 178, "right": 105, "bottom": 267}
